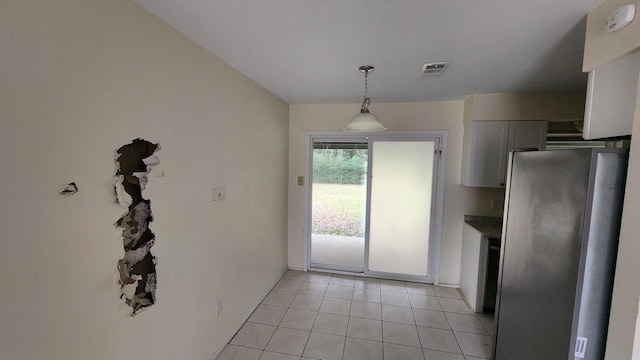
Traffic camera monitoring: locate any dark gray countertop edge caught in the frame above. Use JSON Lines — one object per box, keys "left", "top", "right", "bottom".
{"left": 464, "top": 215, "right": 503, "bottom": 239}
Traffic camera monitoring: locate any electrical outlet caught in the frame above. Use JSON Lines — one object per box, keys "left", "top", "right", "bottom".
{"left": 216, "top": 298, "right": 223, "bottom": 317}
{"left": 297, "top": 176, "right": 304, "bottom": 186}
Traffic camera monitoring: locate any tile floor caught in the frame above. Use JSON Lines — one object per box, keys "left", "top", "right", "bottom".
{"left": 218, "top": 270, "right": 494, "bottom": 360}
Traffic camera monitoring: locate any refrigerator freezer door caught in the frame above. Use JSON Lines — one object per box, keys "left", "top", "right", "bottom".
{"left": 494, "top": 150, "right": 593, "bottom": 360}
{"left": 570, "top": 152, "right": 627, "bottom": 359}
{"left": 494, "top": 149, "right": 628, "bottom": 360}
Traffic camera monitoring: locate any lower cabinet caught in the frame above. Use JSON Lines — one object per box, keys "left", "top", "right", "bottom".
{"left": 460, "top": 223, "right": 492, "bottom": 313}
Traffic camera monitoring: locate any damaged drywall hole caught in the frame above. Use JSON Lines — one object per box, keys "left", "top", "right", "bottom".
{"left": 213, "top": 186, "right": 226, "bottom": 201}
{"left": 59, "top": 182, "right": 78, "bottom": 195}
{"left": 114, "top": 138, "right": 160, "bottom": 316}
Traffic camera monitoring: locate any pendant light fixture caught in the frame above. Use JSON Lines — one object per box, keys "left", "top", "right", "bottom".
{"left": 343, "top": 65, "right": 387, "bottom": 132}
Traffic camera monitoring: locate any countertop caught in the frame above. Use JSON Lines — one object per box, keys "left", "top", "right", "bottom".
{"left": 464, "top": 215, "right": 503, "bottom": 239}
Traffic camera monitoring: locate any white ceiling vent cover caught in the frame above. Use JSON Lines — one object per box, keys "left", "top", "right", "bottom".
{"left": 421, "top": 62, "right": 451, "bottom": 77}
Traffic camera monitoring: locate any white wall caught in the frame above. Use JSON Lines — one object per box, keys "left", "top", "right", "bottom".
{"left": 583, "top": 0, "right": 640, "bottom": 71}
{"left": 0, "top": 1, "right": 289, "bottom": 359}
{"left": 580, "top": 0, "right": 640, "bottom": 358}
{"left": 287, "top": 101, "right": 506, "bottom": 285}
{"left": 464, "top": 91, "right": 586, "bottom": 122}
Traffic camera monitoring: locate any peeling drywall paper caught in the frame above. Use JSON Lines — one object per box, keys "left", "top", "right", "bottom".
{"left": 59, "top": 182, "right": 78, "bottom": 195}
{"left": 114, "top": 138, "right": 159, "bottom": 316}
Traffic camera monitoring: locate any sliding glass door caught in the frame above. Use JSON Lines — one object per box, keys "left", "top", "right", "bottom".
{"left": 307, "top": 132, "right": 444, "bottom": 283}
{"left": 310, "top": 141, "right": 367, "bottom": 272}
{"left": 367, "top": 140, "right": 435, "bottom": 277}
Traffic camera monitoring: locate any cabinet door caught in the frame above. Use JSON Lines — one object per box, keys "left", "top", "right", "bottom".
{"left": 467, "top": 121, "right": 510, "bottom": 187}
{"left": 460, "top": 224, "right": 488, "bottom": 312}
{"left": 583, "top": 50, "right": 640, "bottom": 139}
{"left": 505, "top": 121, "right": 548, "bottom": 185}
{"left": 507, "top": 121, "right": 548, "bottom": 152}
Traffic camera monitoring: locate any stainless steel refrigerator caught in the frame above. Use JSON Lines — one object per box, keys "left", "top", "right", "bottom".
{"left": 493, "top": 148, "right": 628, "bottom": 360}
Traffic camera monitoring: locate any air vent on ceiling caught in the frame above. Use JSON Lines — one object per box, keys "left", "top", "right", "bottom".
{"left": 421, "top": 62, "right": 451, "bottom": 77}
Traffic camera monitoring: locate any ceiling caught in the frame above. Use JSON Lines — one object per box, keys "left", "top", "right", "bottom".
{"left": 132, "top": 0, "right": 602, "bottom": 104}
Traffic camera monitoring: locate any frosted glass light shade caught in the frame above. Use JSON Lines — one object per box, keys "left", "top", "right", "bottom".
{"left": 343, "top": 112, "right": 387, "bottom": 132}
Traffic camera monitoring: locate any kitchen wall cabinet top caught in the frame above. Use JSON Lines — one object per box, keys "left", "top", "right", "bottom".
{"left": 583, "top": 50, "right": 640, "bottom": 140}
{"left": 461, "top": 120, "right": 547, "bottom": 187}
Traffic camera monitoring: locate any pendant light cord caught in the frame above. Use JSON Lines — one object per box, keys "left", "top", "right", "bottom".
{"left": 361, "top": 69, "right": 371, "bottom": 113}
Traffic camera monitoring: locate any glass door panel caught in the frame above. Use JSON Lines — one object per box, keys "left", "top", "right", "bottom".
{"left": 367, "top": 141, "right": 435, "bottom": 277}
{"left": 310, "top": 142, "right": 367, "bottom": 271}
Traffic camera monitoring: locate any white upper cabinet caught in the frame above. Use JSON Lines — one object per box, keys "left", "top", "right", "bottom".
{"left": 462, "top": 121, "right": 510, "bottom": 187}
{"left": 583, "top": 50, "right": 640, "bottom": 140}
{"left": 461, "top": 120, "right": 547, "bottom": 187}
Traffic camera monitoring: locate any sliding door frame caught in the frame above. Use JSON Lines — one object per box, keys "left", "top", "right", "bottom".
{"left": 305, "top": 131, "right": 447, "bottom": 284}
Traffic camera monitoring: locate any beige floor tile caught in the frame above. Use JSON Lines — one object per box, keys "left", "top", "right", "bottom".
{"left": 476, "top": 314, "right": 495, "bottom": 336}
{"left": 218, "top": 345, "right": 263, "bottom": 360}
{"left": 343, "top": 337, "right": 383, "bottom": 360}
{"left": 248, "top": 304, "right": 287, "bottom": 326}
{"left": 330, "top": 276, "right": 356, "bottom": 287}
{"left": 282, "top": 270, "right": 308, "bottom": 281}
{"left": 354, "top": 278, "right": 381, "bottom": 290}
{"left": 347, "top": 317, "right": 382, "bottom": 341}
{"left": 325, "top": 285, "right": 354, "bottom": 300}
{"left": 305, "top": 272, "right": 332, "bottom": 284}
{"left": 231, "top": 322, "right": 277, "bottom": 350}
{"left": 262, "top": 291, "right": 296, "bottom": 308}
{"left": 259, "top": 351, "right": 301, "bottom": 360}
{"left": 273, "top": 279, "right": 304, "bottom": 293}
{"left": 444, "top": 313, "right": 487, "bottom": 334}
{"left": 438, "top": 298, "right": 473, "bottom": 314}
{"left": 298, "top": 282, "right": 328, "bottom": 296}
{"left": 433, "top": 286, "right": 462, "bottom": 299}
{"left": 381, "top": 290, "right": 411, "bottom": 306}
{"left": 350, "top": 301, "right": 382, "bottom": 320}
{"left": 352, "top": 288, "right": 381, "bottom": 303}
{"left": 280, "top": 308, "right": 317, "bottom": 331}
{"left": 319, "top": 297, "right": 352, "bottom": 316}
{"left": 406, "top": 282, "right": 436, "bottom": 296}
{"left": 265, "top": 327, "right": 309, "bottom": 356}
{"left": 290, "top": 294, "right": 323, "bottom": 312}
{"left": 224, "top": 274, "right": 495, "bottom": 360}
{"left": 409, "top": 294, "right": 442, "bottom": 311}
{"left": 383, "top": 343, "right": 425, "bottom": 360}
{"left": 312, "top": 313, "right": 349, "bottom": 336}
{"left": 382, "top": 304, "right": 415, "bottom": 324}
{"left": 380, "top": 279, "right": 408, "bottom": 293}
{"left": 332, "top": 274, "right": 356, "bottom": 280}
{"left": 417, "top": 326, "right": 461, "bottom": 354}
{"left": 422, "top": 349, "right": 465, "bottom": 360}
{"left": 302, "top": 332, "right": 345, "bottom": 360}
{"left": 413, "top": 308, "right": 450, "bottom": 329}
{"left": 382, "top": 321, "right": 421, "bottom": 347}
{"left": 453, "top": 331, "right": 492, "bottom": 358}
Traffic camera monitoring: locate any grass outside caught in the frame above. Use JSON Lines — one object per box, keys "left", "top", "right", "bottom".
{"left": 312, "top": 183, "right": 366, "bottom": 237}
